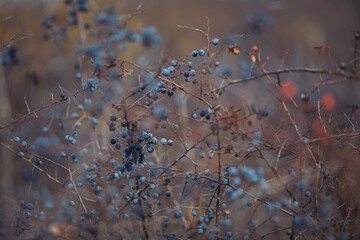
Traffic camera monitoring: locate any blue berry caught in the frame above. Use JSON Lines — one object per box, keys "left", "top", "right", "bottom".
{"left": 174, "top": 211, "right": 183, "bottom": 218}
{"left": 71, "top": 112, "right": 78, "bottom": 118}
{"left": 34, "top": 157, "right": 43, "bottom": 166}
{"left": 26, "top": 203, "right": 33, "bottom": 210}
{"left": 85, "top": 99, "right": 92, "bottom": 107}
{"left": 165, "top": 191, "right": 172, "bottom": 197}
{"left": 249, "top": 219, "right": 257, "bottom": 227}
{"left": 168, "top": 66, "right": 175, "bottom": 73}
{"left": 157, "top": 81, "right": 165, "bottom": 88}
{"left": 39, "top": 211, "right": 45, "bottom": 219}
{"left": 139, "top": 176, "right": 147, "bottom": 183}
{"left": 211, "top": 38, "right": 219, "bottom": 45}
{"left": 252, "top": 140, "right": 259, "bottom": 147}
{"left": 288, "top": 168, "right": 296, "bottom": 177}
{"left": 198, "top": 49, "right": 205, "bottom": 56}
{"left": 171, "top": 60, "right": 178, "bottom": 67}
{"left": 200, "top": 110, "right": 207, "bottom": 117}
{"left": 25, "top": 211, "right": 31, "bottom": 218}
{"left": 68, "top": 137, "right": 76, "bottom": 144}
{"left": 192, "top": 50, "right": 198, "bottom": 57}
{"left": 129, "top": 33, "right": 139, "bottom": 42}
{"left": 92, "top": 117, "right": 99, "bottom": 125}
{"left": 147, "top": 145, "right": 154, "bottom": 153}
{"left": 18, "top": 152, "right": 24, "bottom": 157}
{"left": 162, "top": 68, "right": 170, "bottom": 76}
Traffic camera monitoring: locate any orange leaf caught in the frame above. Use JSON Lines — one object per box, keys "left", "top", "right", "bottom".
{"left": 321, "top": 92, "right": 336, "bottom": 112}
{"left": 280, "top": 80, "right": 297, "bottom": 100}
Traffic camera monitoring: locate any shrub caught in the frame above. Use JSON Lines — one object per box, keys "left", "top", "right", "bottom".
{"left": 0, "top": 1, "right": 360, "bottom": 239}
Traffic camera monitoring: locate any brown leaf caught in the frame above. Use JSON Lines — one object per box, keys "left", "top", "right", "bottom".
{"left": 313, "top": 46, "right": 325, "bottom": 56}
{"left": 119, "top": 64, "right": 133, "bottom": 78}
{"left": 228, "top": 46, "right": 240, "bottom": 55}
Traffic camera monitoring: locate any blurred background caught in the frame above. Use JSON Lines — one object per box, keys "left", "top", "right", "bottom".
{"left": 1, "top": 0, "right": 359, "bottom": 122}
{"left": 0, "top": 0, "right": 360, "bottom": 239}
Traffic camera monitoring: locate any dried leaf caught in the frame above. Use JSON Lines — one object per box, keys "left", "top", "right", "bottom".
{"left": 228, "top": 46, "right": 240, "bottom": 55}
{"left": 49, "top": 222, "right": 77, "bottom": 237}
{"left": 119, "top": 64, "right": 133, "bottom": 77}
{"left": 313, "top": 46, "right": 325, "bottom": 56}
{"left": 251, "top": 55, "right": 256, "bottom": 63}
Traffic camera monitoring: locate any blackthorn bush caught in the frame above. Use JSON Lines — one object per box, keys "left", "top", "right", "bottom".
{"left": 1, "top": 1, "right": 360, "bottom": 239}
